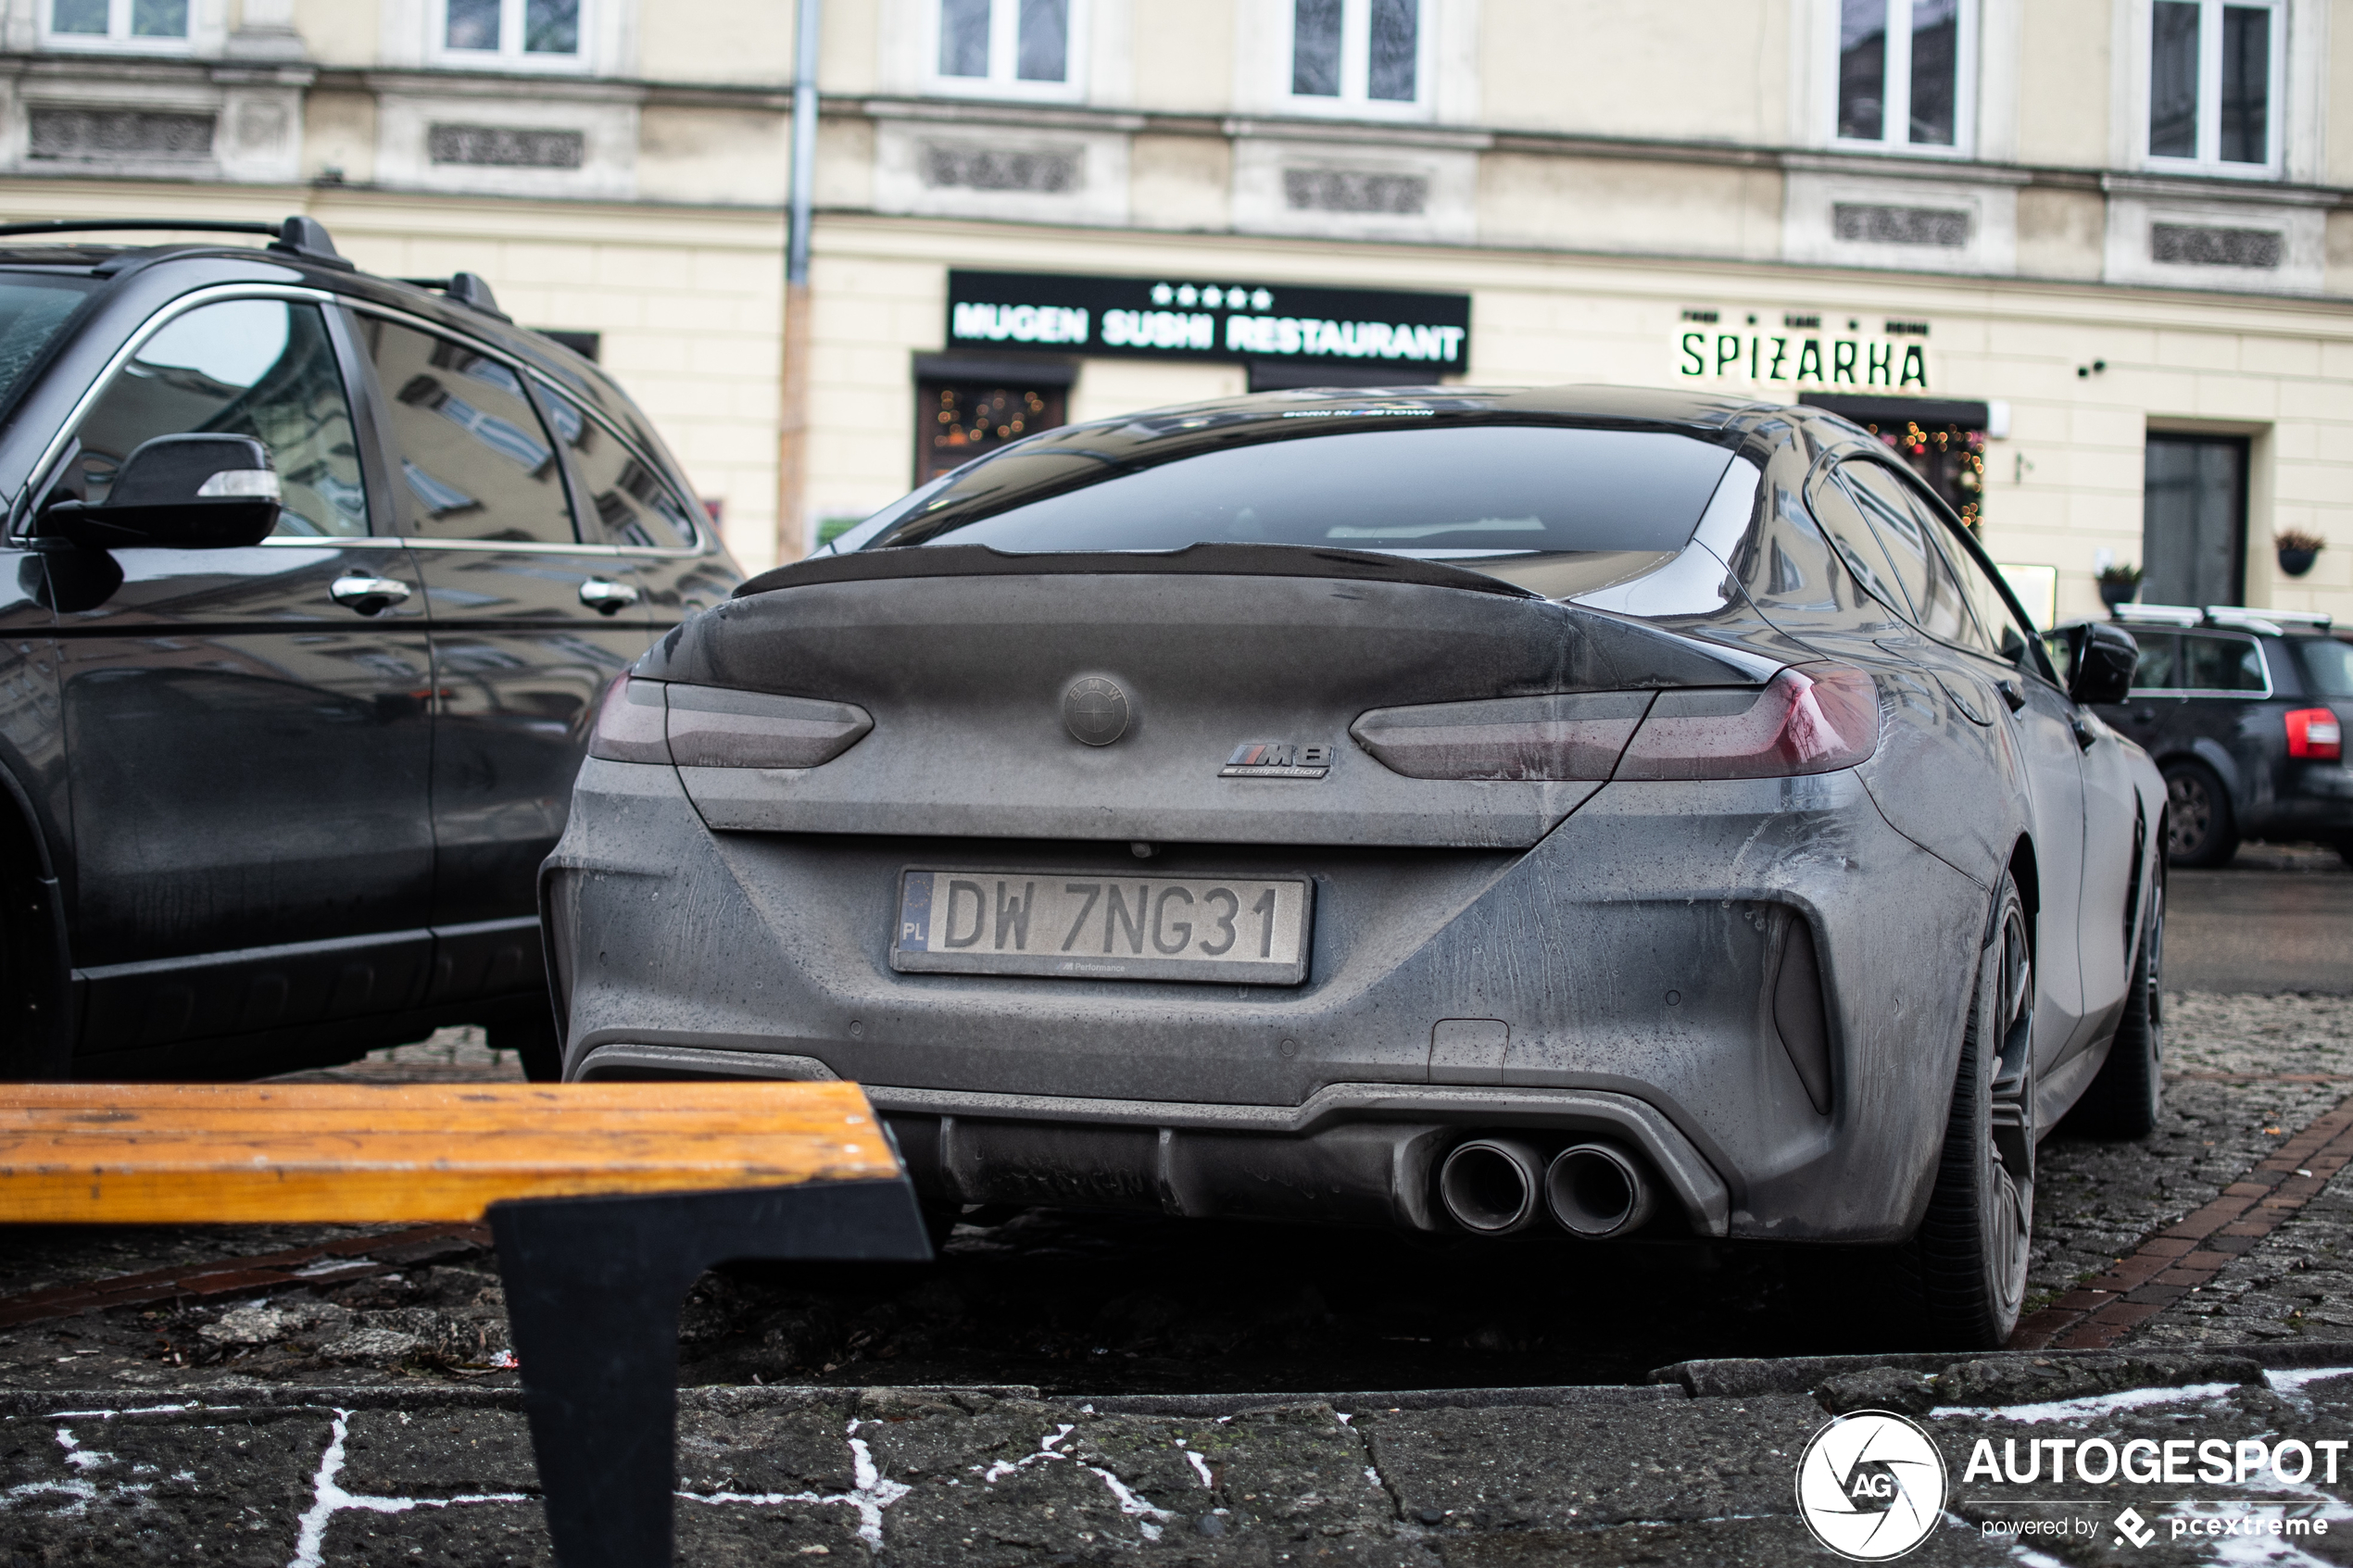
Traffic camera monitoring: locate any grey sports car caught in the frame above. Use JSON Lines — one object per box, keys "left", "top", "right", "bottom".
{"left": 543, "top": 386, "right": 2166, "bottom": 1348}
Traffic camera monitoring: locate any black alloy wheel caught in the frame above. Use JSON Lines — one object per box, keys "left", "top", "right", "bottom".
{"left": 2068, "top": 863, "right": 2165, "bottom": 1138}
{"left": 1915, "top": 872, "right": 2036, "bottom": 1348}
{"left": 2163, "top": 762, "right": 2239, "bottom": 868}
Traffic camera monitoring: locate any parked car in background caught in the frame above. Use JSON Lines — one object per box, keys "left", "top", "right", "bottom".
{"left": 2054, "top": 604, "right": 2353, "bottom": 867}
{"left": 548, "top": 386, "right": 2166, "bottom": 1349}
{"left": 0, "top": 216, "right": 739, "bottom": 1083}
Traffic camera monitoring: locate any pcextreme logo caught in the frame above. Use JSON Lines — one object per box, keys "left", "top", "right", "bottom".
{"left": 1795, "top": 1410, "right": 1948, "bottom": 1562}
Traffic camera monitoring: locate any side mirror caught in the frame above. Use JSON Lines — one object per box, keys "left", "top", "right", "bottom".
{"left": 38, "top": 433, "right": 281, "bottom": 550}
{"left": 2070, "top": 621, "right": 2139, "bottom": 707}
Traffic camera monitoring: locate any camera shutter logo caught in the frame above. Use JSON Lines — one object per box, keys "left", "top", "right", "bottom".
{"left": 1795, "top": 1410, "right": 1947, "bottom": 1562}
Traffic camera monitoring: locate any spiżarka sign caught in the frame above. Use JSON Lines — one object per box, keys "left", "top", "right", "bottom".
{"left": 945, "top": 270, "right": 1472, "bottom": 373}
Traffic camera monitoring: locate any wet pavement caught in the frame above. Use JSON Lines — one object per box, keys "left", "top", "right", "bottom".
{"left": 5, "top": 854, "right": 2352, "bottom": 1562}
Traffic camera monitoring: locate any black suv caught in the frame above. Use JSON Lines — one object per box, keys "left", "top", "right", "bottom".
{"left": 2051, "top": 603, "right": 2352, "bottom": 867}
{"left": 0, "top": 217, "right": 740, "bottom": 1080}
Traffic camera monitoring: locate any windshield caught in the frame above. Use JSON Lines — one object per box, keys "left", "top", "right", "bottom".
{"left": 0, "top": 273, "right": 99, "bottom": 415}
{"left": 2298, "top": 638, "right": 2353, "bottom": 697}
{"left": 863, "top": 424, "right": 1737, "bottom": 560}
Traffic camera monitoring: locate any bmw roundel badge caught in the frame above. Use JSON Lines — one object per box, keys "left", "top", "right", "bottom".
{"left": 1063, "top": 676, "right": 1130, "bottom": 746}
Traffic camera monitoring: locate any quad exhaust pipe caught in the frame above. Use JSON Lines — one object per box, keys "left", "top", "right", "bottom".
{"left": 1435, "top": 1135, "right": 1657, "bottom": 1238}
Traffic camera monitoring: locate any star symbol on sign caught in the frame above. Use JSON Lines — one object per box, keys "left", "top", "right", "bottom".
{"left": 1202, "top": 286, "right": 1223, "bottom": 307}
{"left": 1176, "top": 284, "right": 1198, "bottom": 306}
{"left": 1151, "top": 282, "right": 1174, "bottom": 305}
{"left": 1251, "top": 288, "right": 1273, "bottom": 309}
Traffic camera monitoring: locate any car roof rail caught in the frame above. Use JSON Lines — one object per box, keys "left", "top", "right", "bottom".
{"left": 0, "top": 214, "right": 351, "bottom": 268}
{"left": 2111, "top": 603, "right": 2202, "bottom": 628}
{"left": 2208, "top": 604, "right": 2333, "bottom": 633}
{"left": 396, "top": 270, "right": 511, "bottom": 321}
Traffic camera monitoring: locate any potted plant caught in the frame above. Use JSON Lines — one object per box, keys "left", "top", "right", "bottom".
{"left": 2097, "top": 562, "right": 2143, "bottom": 611}
{"left": 2277, "top": 528, "right": 2325, "bottom": 579}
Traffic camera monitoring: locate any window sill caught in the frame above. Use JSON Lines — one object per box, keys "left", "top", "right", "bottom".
{"left": 918, "top": 76, "right": 1088, "bottom": 106}
{"left": 1277, "top": 94, "right": 1434, "bottom": 123}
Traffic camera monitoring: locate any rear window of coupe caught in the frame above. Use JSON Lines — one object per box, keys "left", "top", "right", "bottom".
{"left": 867, "top": 424, "right": 1738, "bottom": 558}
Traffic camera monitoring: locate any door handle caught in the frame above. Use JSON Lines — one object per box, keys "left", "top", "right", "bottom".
{"left": 329, "top": 574, "right": 412, "bottom": 614}
{"left": 1995, "top": 677, "right": 2027, "bottom": 713}
{"left": 579, "top": 578, "right": 640, "bottom": 615}
{"left": 2071, "top": 715, "right": 2099, "bottom": 751}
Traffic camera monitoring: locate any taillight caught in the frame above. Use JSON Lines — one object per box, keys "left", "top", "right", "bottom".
{"left": 587, "top": 675, "right": 875, "bottom": 769}
{"left": 1352, "top": 665, "right": 1878, "bottom": 783}
{"left": 2287, "top": 707, "right": 2343, "bottom": 761}
{"left": 588, "top": 675, "right": 670, "bottom": 763}
{"left": 1615, "top": 663, "right": 1880, "bottom": 780}
{"left": 1350, "top": 691, "right": 1653, "bottom": 780}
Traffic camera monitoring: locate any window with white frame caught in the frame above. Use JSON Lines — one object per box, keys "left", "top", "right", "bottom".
{"left": 930, "top": 0, "right": 1085, "bottom": 96}
{"left": 1834, "top": 0, "right": 1973, "bottom": 152}
{"left": 2146, "top": 0, "right": 2283, "bottom": 171}
{"left": 435, "top": 0, "right": 585, "bottom": 68}
{"left": 1287, "top": 0, "right": 1428, "bottom": 112}
{"left": 43, "top": 0, "right": 191, "bottom": 49}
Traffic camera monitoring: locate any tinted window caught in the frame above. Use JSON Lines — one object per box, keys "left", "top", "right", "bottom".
{"left": 1909, "top": 487, "right": 2040, "bottom": 666}
{"left": 2181, "top": 632, "right": 2267, "bottom": 692}
{"left": 357, "top": 316, "right": 573, "bottom": 545}
{"left": 2125, "top": 631, "right": 2180, "bottom": 690}
{"left": 1806, "top": 468, "right": 1909, "bottom": 614}
{"left": 1839, "top": 460, "right": 1982, "bottom": 648}
{"left": 2297, "top": 639, "right": 2353, "bottom": 697}
{"left": 869, "top": 426, "right": 1736, "bottom": 558}
{"left": 544, "top": 388, "right": 698, "bottom": 550}
{"left": 72, "top": 298, "right": 367, "bottom": 538}
{"left": 0, "top": 272, "right": 97, "bottom": 414}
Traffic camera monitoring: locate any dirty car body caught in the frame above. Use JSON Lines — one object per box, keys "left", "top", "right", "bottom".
{"left": 545, "top": 386, "right": 2166, "bottom": 1308}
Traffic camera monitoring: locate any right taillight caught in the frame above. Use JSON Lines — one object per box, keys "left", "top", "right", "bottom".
{"left": 2287, "top": 707, "right": 2343, "bottom": 761}
{"left": 1617, "top": 664, "right": 1879, "bottom": 780}
{"left": 1353, "top": 664, "right": 1879, "bottom": 783}
{"left": 587, "top": 675, "right": 874, "bottom": 769}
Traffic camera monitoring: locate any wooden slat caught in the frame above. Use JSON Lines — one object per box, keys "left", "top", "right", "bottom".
{"left": 0, "top": 1081, "right": 900, "bottom": 1224}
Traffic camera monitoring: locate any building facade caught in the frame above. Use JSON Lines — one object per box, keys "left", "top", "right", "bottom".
{"left": 0, "top": 0, "right": 2347, "bottom": 622}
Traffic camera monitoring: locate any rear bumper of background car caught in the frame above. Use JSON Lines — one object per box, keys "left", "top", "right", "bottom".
{"left": 544, "top": 754, "right": 1989, "bottom": 1244}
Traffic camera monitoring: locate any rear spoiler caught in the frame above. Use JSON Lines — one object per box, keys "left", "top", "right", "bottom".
{"left": 732, "top": 541, "right": 1544, "bottom": 600}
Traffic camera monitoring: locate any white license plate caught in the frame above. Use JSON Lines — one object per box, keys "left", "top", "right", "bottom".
{"left": 889, "top": 869, "right": 1313, "bottom": 985}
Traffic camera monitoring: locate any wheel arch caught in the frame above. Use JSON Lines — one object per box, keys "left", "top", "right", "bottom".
{"left": 0, "top": 751, "right": 75, "bottom": 1077}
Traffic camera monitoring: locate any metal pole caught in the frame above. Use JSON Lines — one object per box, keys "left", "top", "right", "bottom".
{"left": 775, "top": 0, "right": 822, "bottom": 568}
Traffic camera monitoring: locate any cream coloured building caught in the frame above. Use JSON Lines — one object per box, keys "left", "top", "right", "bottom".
{"left": 0, "top": 0, "right": 2347, "bottom": 623}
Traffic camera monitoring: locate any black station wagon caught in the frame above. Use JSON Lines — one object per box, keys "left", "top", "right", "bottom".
{"left": 0, "top": 217, "right": 739, "bottom": 1082}
{"left": 2057, "top": 604, "right": 2353, "bottom": 867}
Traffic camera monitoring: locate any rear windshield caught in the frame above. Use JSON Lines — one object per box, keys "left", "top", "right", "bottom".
{"left": 2298, "top": 638, "right": 2353, "bottom": 697}
{"left": 0, "top": 273, "right": 99, "bottom": 413}
{"left": 864, "top": 425, "right": 1736, "bottom": 558}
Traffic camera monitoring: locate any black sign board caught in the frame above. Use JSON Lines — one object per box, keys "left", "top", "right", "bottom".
{"left": 946, "top": 270, "right": 1472, "bottom": 373}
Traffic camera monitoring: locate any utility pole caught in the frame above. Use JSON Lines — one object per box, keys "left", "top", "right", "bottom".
{"left": 774, "top": 0, "right": 821, "bottom": 567}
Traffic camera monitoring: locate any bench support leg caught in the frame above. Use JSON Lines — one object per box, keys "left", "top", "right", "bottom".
{"left": 489, "top": 1179, "right": 929, "bottom": 1568}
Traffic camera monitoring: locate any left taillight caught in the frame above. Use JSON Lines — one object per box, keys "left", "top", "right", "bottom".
{"left": 588, "top": 675, "right": 875, "bottom": 769}
{"left": 2287, "top": 707, "right": 2343, "bottom": 761}
{"left": 588, "top": 674, "right": 671, "bottom": 763}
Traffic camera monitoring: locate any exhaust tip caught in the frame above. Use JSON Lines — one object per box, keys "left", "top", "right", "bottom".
{"left": 1438, "top": 1138, "right": 1545, "bottom": 1234}
{"left": 1545, "top": 1143, "right": 1656, "bottom": 1238}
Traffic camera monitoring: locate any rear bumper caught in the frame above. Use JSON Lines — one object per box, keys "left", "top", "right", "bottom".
{"left": 546, "top": 754, "right": 1988, "bottom": 1245}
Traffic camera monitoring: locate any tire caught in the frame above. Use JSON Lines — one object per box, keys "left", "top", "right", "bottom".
{"left": 0, "top": 822, "right": 69, "bottom": 1082}
{"left": 2163, "top": 762, "right": 2239, "bottom": 868}
{"left": 488, "top": 1012, "right": 564, "bottom": 1083}
{"left": 2068, "top": 864, "right": 2165, "bottom": 1139}
{"left": 1914, "top": 872, "right": 2037, "bottom": 1349}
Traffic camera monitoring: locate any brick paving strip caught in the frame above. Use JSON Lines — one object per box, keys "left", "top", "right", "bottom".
{"left": 2012, "top": 1089, "right": 2353, "bottom": 1351}
{"left": 0, "top": 1222, "right": 490, "bottom": 1329}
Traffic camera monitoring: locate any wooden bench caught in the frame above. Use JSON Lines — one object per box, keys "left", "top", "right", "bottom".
{"left": 0, "top": 1081, "right": 932, "bottom": 1568}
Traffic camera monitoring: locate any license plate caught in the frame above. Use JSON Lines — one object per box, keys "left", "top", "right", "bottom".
{"left": 890, "top": 869, "right": 1313, "bottom": 985}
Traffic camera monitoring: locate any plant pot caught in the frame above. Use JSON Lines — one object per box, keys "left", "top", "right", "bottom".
{"left": 2279, "top": 546, "right": 2320, "bottom": 579}
{"left": 2098, "top": 579, "right": 2140, "bottom": 609}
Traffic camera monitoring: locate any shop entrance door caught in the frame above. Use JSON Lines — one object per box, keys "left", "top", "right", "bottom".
{"left": 2143, "top": 434, "right": 2247, "bottom": 608}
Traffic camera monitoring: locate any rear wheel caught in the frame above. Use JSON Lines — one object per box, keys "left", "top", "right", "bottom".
{"left": 2164, "top": 762, "right": 2238, "bottom": 867}
{"left": 1914, "top": 872, "right": 2036, "bottom": 1349}
{"left": 2069, "top": 868, "right": 2165, "bottom": 1138}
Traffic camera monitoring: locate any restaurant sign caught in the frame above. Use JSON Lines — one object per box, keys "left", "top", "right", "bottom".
{"left": 946, "top": 270, "right": 1472, "bottom": 372}
{"left": 1675, "top": 310, "right": 1933, "bottom": 390}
